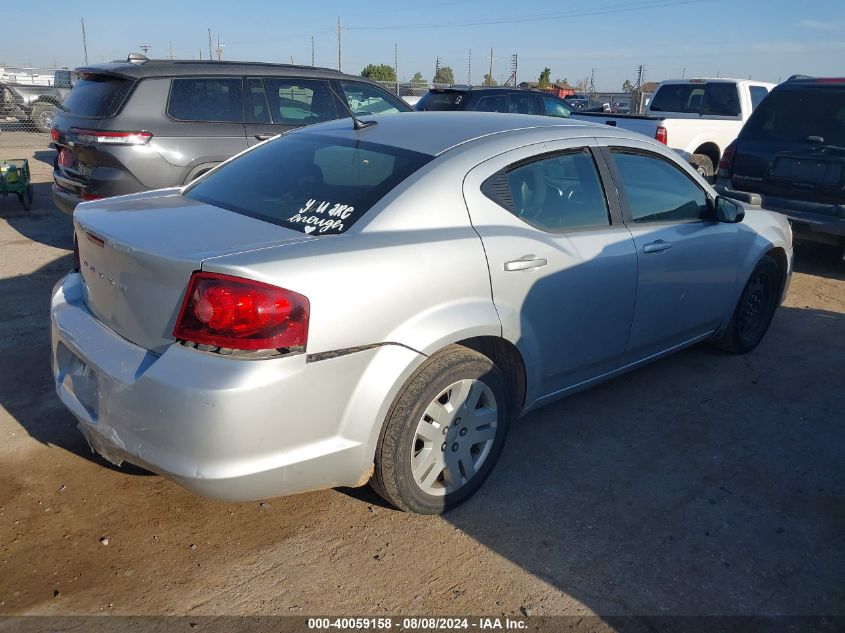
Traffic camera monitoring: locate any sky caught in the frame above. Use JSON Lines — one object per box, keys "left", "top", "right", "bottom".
{"left": 2, "top": 0, "right": 844, "bottom": 91}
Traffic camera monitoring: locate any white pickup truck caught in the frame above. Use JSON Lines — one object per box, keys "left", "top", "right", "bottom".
{"left": 572, "top": 78, "right": 776, "bottom": 179}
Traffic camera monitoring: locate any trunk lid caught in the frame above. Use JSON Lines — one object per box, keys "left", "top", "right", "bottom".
{"left": 74, "top": 192, "right": 310, "bottom": 353}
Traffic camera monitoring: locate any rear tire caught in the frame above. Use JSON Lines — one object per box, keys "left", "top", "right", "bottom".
{"left": 690, "top": 153, "right": 715, "bottom": 181}
{"left": 715, "top": 255, "right": 782, "bottom": 354}
{"left": 31, "top": 103, "right": 57, "bottom": 134}
{"left": 372, "top": 346, "right": 511, "bottom": 514}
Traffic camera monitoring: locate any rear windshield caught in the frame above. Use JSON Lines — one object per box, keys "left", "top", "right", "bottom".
{"left": 741, "top": 88, "right": 845, "bottom": 146}
{"left": 62, "top": 74, "right": 134, "bottom": 118}
{"left": 650, "top": 82, "right": 740, "bottom": 116}
{"left": 185, "top": 133, "right": 433, "bottom": 235}
{"left": 415, "top": 91, "right": 466, "bottom": 111}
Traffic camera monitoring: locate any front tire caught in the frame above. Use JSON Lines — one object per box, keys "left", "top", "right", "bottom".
{"left": 372, "top": 346, "right": 511, "bottom": 514}
{"left": 715, "top": 255, "right": 782, "bottom": 354}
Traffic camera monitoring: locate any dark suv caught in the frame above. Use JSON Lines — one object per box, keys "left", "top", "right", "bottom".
{"left": 51, "top": 57, "right": 412, "bottom": 215}
{"left": 716, "top": 76, "right": 845, "bottom": 250}
{"left": 414, "top": 86, "right": 572, "bottom": 118}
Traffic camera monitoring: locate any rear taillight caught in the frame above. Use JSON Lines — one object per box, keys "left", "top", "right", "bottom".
{"left": 79, "top": 192, "right": 102, "bottom": 201}
{"left": 173, "top": 272, "right": 309, "bottom": 352}
{"left": 718, "top": 141, "right": 737, "bottom": 177}
{"left": 655, "top": 126, "right": 668, "bottom": 144}
{"left": 72, "top": 233, "right": 80, "bottom": 272}
{"left": 51, "top": 127, "right": 59, "bottom": 142}
{"left": 69, "top": 127, "right": 153, "bottom": 145}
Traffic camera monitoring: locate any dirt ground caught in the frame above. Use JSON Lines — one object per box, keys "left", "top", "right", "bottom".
{"left": 1, "top": 133, "right": 843, "bottom": 623}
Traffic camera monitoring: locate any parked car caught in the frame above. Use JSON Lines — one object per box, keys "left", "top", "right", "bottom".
{"left": 50, "top": 55, "right": 412, "bottom": 215}
{"left": 611, "top": 102, "right": 631, "bottom": 114}
{"left": 572, "top": 79, "right": 775, "bottom": 179}
{"left": 415, "top": 86, "right": 572, "bottom": 118}
{"left": 563, "top": 93, "right": 590, "bottom": 110}
{"left": 0, "top": 68, "right": 73, "bottom": 132}
{"left": 52, "top": 112, "right": 792, "bottom": 514}
{"left": 716, "top": 76, "right": 845, "bottom": 252}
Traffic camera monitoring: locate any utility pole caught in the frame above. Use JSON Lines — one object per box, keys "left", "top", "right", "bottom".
{"left": 467, "top": 49, "right": 471, "bottom": 85}
{"left": 336, "top": 17, "right": 343, "bottom": 71}
{"left": 589, "top": 68, "right": 596, "bottom": 94}
{"left": 435, "top": 55, "right": 441, "bottom": 83}
{"left": 311, "top": 36, "right": 315, "bottom": 67}
{"left": 208, "top": 28, "right": 213, "bottom": 61}
{"left": 487, "top": 47, "right": 494, "bottom": 86}
{"left": 505, "top": 53, "right": 518, "bottom": 86}
{"left": 169, "top": 41, "right": 174, "bottom": 60}
{"left": 215, "top": 35, "right": 225, "bottom": 61}
{"left": 681, "top": 66, "right": 686, "bottom": 79}
{"left": 139, "top": 44, "right": 151, "bottom": 55}
{"left": 80, "top": 18, "right": 89, "bottom": 65}
{"left": 394, "top": 42, "right": 399, "bottom": 94}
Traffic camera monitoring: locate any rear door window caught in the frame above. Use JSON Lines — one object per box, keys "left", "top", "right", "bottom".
{"left": 487, "top": 148, "right": 610, "bottom": 231}
{"left": 184, "top": 133, "right": 433, "bottom": 235}
{"left": 509, "top": 93, "right": 539, "bottom": 115}
{"left": 167, "top": 77, "right": 244, "bottom": 122}
{"left": 263, "top": 78, "right": 339, "bottom": 125}
{"left": 245, "top": 77, "right": 271, "bottom": 124}
{"left": 474, "top": 94, "right": 509, "bottom": 112}
{"left": 61, "top": 74, "right": 134, "bottom": 118}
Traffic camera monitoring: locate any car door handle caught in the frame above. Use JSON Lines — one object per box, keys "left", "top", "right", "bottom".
{"left": 643, "top": 240, "right": 673, "bottom": 254}
{"left": 504, "top": 256, "right": 548, "bottom": 271}
{"left": 254, "top": 133, "right": 276, "bottom": 141}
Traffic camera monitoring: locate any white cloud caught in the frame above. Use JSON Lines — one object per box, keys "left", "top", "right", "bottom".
{"left": 798, "top": 19, "right": 843, "bottom": 31}
{"left": 752, "top": 41, "right": 845, "bottom": 54}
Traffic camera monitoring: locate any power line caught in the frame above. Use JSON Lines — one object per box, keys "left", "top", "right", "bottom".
{"left": 345, "top": 0, "right": 703, "bottom": 31}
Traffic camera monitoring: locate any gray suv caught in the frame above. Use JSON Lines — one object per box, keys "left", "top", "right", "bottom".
{"left": 51, "top": 57, "right": 412, "bottom": 215}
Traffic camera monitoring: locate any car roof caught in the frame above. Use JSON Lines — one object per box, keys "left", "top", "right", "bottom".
{"left": 777, "top": 76, "right": 845, "bottom": 90}
{"left": 295, "top": 111, "right": 643, "bottom": 156}
{"left": 73, "top": 59, "right": 357, "bottom": 81}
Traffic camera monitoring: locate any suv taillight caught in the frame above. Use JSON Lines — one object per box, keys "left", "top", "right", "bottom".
{"left": 51, "top": 127, "right": 59, "bottom": 142}
{"left": 718, "top": 141, "right": 737, "bottom": 178}
{"left": 173, "top": 272, "right": 309, "bottom": 352}
{"left": 655, "top": 126, "right": 668, "bottom": 144}
{"left": 70, "top": 127, "right": 153, "bottom": 145}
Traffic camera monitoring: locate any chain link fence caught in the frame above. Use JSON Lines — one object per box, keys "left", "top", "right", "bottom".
{"left": 1, "top": 67, "right": 71, "bottom": 148}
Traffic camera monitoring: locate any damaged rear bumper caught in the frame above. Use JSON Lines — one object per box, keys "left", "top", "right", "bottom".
{"left": 50, "top": 273, "right": 418, "bottom": 501}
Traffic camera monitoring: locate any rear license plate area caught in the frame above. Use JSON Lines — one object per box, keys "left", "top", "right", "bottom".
{"left": 772, "top": 157, "right": 842, "bottom": 185}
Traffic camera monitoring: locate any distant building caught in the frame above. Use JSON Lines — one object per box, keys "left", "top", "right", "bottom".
{"left": 518, "top": 80, "right": 575, "bottom": 98}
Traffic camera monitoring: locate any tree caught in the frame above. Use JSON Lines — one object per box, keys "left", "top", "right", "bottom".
{"left": 410, "top": 72, "right": 425, "bottom": 86}
{"left": 360, "top": 64, "right": 396, "bottom": 83}
{"left": 538, "top": 68, "right": 551, "bottom": 89}
{"left": 622, "top": 79, "right": 634, "bottom": 93}
{"left": 433, "top": 65, "right": 455, "bottom": 85}
{"left": 482, "top": 73, "right": 497, "bottom": 87}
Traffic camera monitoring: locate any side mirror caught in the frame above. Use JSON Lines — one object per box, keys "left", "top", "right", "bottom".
{"left": 715, "top": 196, "right": 745, "bottom": 223}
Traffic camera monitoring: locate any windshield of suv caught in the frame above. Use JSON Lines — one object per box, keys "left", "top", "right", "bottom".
{"left": 415, "top": 91, "right": 466, "bottom": 111}
{"left": 185, "top": 133, "right": 433, "bottom": 235}
{"left": 650, "top": 82, "right": 740, "bottom": 116}
{"left": 62, "top": 74, "right": 134, "bottom": 117}
{"left": 741, "top": 88, "right": 845, "bottom": 146}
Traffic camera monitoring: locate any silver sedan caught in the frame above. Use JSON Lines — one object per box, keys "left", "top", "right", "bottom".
{"left": 51, "top": 112, "right": 793, "bottom": 514}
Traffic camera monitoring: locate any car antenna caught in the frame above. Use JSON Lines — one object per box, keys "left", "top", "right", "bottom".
{"left": 328, "top": 84, "right": 377, "bottom": 130}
